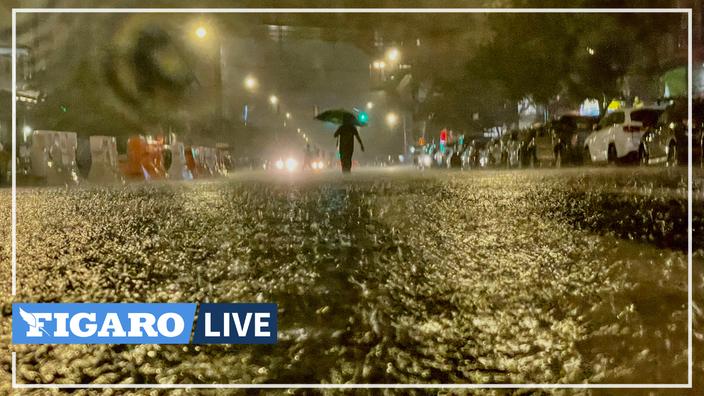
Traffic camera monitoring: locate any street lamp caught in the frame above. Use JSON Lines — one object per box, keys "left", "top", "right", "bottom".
{"left": 386, "top": 112, "right": 399, "bottom": 128}
{"left": 366, "top": 102, "right": 373, "bottom": 110}
{"left": 386, "top": 47, "right": 400, "bottom": 62}
{"left": 244, "top": 75, "right": 258, "bottom": 90}
{"left": 23, "top": 125, "right": 32, "bottom": 141}
{"left": 195, "top": 26, "right": 207, "bottom": 39}
{"left": 269, "top": 95, "right": 279, "bottom": 105}
{"left": 285, "top": 112, "right": 291, "bottom": 119}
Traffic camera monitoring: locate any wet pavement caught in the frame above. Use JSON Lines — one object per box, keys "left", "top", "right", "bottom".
{"left": 1, "top": 166, "right": 703, "bottom": 394}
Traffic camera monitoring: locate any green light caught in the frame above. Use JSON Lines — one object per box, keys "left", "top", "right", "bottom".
{"left": 358, "top": 111, "right": 368, "bottom": 124}
{"left": 60, "top": 105, "right": 68, "bottom": 113}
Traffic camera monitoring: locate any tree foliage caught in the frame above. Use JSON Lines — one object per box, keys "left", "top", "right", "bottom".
{"left": 429, "top": 9, "right": 684, "bottom": 130}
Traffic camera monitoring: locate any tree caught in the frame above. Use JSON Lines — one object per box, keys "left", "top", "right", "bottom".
{"left": 450, "top": 8, "right": 682, "bottom": 125}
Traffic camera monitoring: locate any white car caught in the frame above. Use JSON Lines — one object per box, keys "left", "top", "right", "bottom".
{"left": 584, "top": 107, "right": 663, "bottom": 163}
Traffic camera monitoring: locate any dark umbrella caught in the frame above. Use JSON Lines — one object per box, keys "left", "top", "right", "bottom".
{"left": 315, "top": 109, "right": 367, "bottom": 127}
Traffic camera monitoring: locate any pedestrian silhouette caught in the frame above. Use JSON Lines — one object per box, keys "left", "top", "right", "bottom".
{"left": 334, "top": 114, "right": 364, "bottom": 173}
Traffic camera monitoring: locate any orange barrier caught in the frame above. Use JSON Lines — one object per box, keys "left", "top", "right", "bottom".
{"left": 120, "top": 136, "right": 166, "bottom": 180}
{"left": 185, "top": 145, "right": 198, "bottom": 178}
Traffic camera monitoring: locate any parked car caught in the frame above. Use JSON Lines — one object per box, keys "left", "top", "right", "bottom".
{"left": 528, "top": 124, "right": 554, "bottom": 167}
{"left": 461, "top": 137, "right": 491, "bottom": 169}
{"left": 506, "top": 129, "right": 537, "bottom": 168}
{"left": 501, "top": 130, "right": 522, "bottom": 168}
{"left": 517, "top": 124, "right": 554, "bottom": 167}
{"left": 550, "top": 115, "right": 599, "bottom": 166}
{"left": 584, "top": 107, "right": 663, "bottom": 164}
{"left": 0, "top": 142, "right": 9, "bottom": 186}
{"left": 639, "top": 98, "right": 704, "bottom": 167}
{"left": 485, "top": 137, "right": 503, "bottom": 166}
{"left": 498, "top": 130, "right": 517, "bottom": 167}
{"left": 447, "top": 144, "right": 463, "bottom": 169}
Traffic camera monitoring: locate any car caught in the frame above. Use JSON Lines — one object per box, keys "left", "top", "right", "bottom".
{"left": 506, "top": 129, "right": 536, "bottom": 168}
{"left": 549, "top": 115, "right": 599, "bottom": 166}
{"left": 446, "top": 145, "right": 463, "bottom": 169}
{"left": 498, "top": 130, "right": 518, "bottom": 167}
{"left": 527, "top": 124, "right": 555, "bottom": 167}
{"left": 485, "top": 137, "right": 503, "bottom": 166}
{"left": 461, "top": 137, "right": 491, "bottom": 169}
{"left": 500, "top": 130, "right": 522, "bottom": 168}
{"left": 519, "top": 124, "right": 553, "bottom": 167}
{"left": 0, "top": 142, "right": 9, "bottom": 186}
{"left": 639, "top": 98, "right": 704, "bottom": 167}
{"left": 583, "top": 107, "right": 663, "bottom": 164}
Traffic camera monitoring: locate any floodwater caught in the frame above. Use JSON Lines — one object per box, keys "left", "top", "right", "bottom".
{"left": 1, "top": 167, "right": 702, "bottom": 394}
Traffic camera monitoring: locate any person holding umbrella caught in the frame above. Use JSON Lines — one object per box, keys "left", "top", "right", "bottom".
{"left": 315, "top": 109, "right": 367, "bottom": 173}
{"left": 334, "top": 113, "right": 365, "bottom": 173}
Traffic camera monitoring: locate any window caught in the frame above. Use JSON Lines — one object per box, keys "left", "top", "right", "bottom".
{"left": 631, "top": 110, "right": 662, "bottom": 128}
{"left": 599, "top": 112, "right": 624, "bottom": 128}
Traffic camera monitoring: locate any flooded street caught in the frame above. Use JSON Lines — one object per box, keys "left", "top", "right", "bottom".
{"left": 1, "top": 167, "right": 703, "bottom": 392}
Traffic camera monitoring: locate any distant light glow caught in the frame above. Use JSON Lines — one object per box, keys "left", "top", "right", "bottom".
{"left": 366, "top": 102, "right": 373, "bottom": 110}
{"left": 269, "top": 95, "right": 279, "bottom": 105}
{"left": 386, "top": 47, "right": 400, "bottom": 62}
{"left": 285, "top": 112, "right": 291, "bottom": 119}
{"left": 195, "top": 26, "right": 207, "bottom": 39}
{"left": 23, "top": 126, "right": 32, "bottom": 140}
{"left": 587, "top": 47, "right": 595, "bottom": 55}
{"left": 386, "top": 112, "right": 399, "bottom": 127}
{"left": 275, "top": 159, "right": 284, "bottom": 170}
{"left": 285, "top": 158, "right": 298, "bottom": 172}
{"left": 244, "top": 75, "right": 258, "bottom": 90}
{"left": 579, "top": 98, "right": 600, "bottom": 116}
{"left": 373, "top": 60, "right": 386, "bottom": 69}
{"left": 422, "top": 155, "right": 432, "bottom": 167}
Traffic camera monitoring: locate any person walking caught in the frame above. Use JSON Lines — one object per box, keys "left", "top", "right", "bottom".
{"left": 334, "top": 114, "right": 364, "bottom": 173}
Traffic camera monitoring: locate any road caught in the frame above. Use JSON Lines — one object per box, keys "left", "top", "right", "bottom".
{"left": 1, "top": 167, "right": 703, "bottom": 392}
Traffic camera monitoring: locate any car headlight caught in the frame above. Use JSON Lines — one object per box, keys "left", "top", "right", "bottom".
{"left": 285, "top": 158, "right": 298, "bottom": 171}
{"left": 275, "top": 159, "right": 284, "bottom": 170}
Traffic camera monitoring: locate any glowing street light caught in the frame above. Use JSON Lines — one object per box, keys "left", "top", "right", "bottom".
{"left": 386, "top": 112, "right": 399, "bottom": 127}
{"left": 386, "top": 47, "right": 400, "bottom": 62}
{"left": 372, "top": 60, "right": 386, "bottom": 69}
{"left": 195, "top": 26, "right": 207, "bottom": 39}
{"left": 285, "top": 112, "right": 291, "bottom": 119}
{"left": 269, "top": 95, "right": 279, "bottom": 105}
{"left": 587, "top": 47, "right": 595, "bottom": 55}
{"left": 23, "top": 125, "right": 32, "bottom": 141}
{"left": 366, "top": 101, "right": 373, "bottom": 110}
{"left": 244, "top": 75, "right": 258, "bottom": 90}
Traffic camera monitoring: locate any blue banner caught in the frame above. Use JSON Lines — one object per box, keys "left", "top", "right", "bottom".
{"left": 192, "top": 303, "right": 277, "bottom": 344}
{"left": 12, "top": 303, "right": 196, "bottom": 344}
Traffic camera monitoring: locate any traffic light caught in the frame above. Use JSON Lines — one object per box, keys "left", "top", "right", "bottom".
{"left": 439, "top": 129, "right": 447, "bottom": 153}
{"left": 358, "top": 111, "right": 368, "bottom": 124}
{"left": 440, "top": 129, "right": 447, "bottom": 142}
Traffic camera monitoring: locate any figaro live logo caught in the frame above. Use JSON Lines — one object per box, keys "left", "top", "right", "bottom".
{"left": 12, "top": 303, "right": 277, "bottom": 345}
